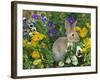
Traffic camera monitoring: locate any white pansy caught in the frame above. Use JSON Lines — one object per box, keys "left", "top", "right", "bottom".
{"left": 65, "top": 57, "right": 71, "bottom": 64}
{"left": 58, "top": 61, "right": 64, "bottom": 67}
{"left": 31, "top": 27, "right": 36, "bottom": 31}
{"left": 71, "top": 55, "right": 78, "bottom": 65}
{"left": 76, "top": 46, "right": 82, "bottom": 58}
{"left": 28, "top": 23, "right": 37, "bottom": 32}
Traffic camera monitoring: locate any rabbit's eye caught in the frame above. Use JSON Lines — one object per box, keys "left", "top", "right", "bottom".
{"left": 72, "top": 34, "right": 74, "bottom": 36}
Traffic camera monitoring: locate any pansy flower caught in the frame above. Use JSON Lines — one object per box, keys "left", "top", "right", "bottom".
{"left": 79, "top": 27, "right": 88, "bottom": 38}
{"left": 48, "top": 21, "right": 54, "bottom": 27}
{"left": 32, "top": 51, "right": 41, "bottom": 59}
{"left": 71, "top": 55, "right": 78, "bottom": 65}
{"left": 41, "top": 15, "right": 47, "bottom": 22}
{"left": 48, "top": 28, "right": 58, "bottom": 37}
{"left": 32, "top": 14, "right": 39, "bottom": 19}
{"left": 76, "top": 46, "right": 82, "bottom": 58}
{"left": 65, "top": 16, "right": 75, "bottom": 26}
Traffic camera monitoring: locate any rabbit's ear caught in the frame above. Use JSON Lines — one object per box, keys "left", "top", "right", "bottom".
{"left": 72, "top": 20, "right": 77, "bottom": 28}
{"left": 65, "top": 20, "right": 71, "bottom": 34}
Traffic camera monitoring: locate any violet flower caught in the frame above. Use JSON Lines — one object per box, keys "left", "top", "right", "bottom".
{"left": 32, "top": 14, "right": 39, "bottom": 19}
{"left": 48, "top": 28, "right": 58, "bottom": 37}
{"left": 41, "top": 16, "right": 47, "bottom": 22}
{"left": 48, "top": 21, "right": 54, "bottom": 27}
{"left": 66, "top": 17, "right": 75, "bottom": 26}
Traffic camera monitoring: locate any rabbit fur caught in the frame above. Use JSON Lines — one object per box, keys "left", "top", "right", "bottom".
{"left": 52, "top": 20, "right": 80, "bottom": 62}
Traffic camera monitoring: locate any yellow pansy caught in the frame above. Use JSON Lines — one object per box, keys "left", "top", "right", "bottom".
{"left": 33, "top": 31, "right": 40, "bottom": 35}
{"left": 29, "top": 31, "right": 39, "bottom": 37}
{"left": 84, "top": 38, "right": 91, "bottom": 49}
{"left": 32, "top": 51, "right": 40, "bottom": 59}
{"left": 79, "top": 27, "right": 88, "bottom": 38}
{"left": 82, "top": 48, "right": 87, "bottom": 53}
{"left": 33, "top": 59, "right": 42, "bottom": 65}
{"left": 31, "top": 40, "right": 38, "bottom": 47}
{"left": 32, "top": 35, "right": 40, "bottom": 41}
{"left": 31, "top": 31, "right": 46, "bottom": 43}
{"left": 31, "top": 31, "right": 46, "bottom": 47}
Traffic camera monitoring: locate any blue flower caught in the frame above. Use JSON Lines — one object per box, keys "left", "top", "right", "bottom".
{"left": 48, "top": 21, "right": 54, "bottom": 27}
{"left": 66, "top": 17, "right": 75, "bottom": 25}
{"left": 23, "top": 30, "right": 29, "bottom": 39}
{"left": 41, "top": 16, "right": 47, "bottom": 22}
{"left": 32, "top": 14, "right": 39, "bottom": 19}
{"left": 48, "top": 28, "right": 57, "bottom": 37}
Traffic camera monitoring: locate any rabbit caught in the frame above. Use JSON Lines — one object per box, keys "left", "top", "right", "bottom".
{"left": 52, "top": 20, "right": 80, "bottom": 62}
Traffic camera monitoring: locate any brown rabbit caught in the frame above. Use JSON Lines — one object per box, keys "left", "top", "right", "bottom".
{"left": 52, "top": 20, "right": 80, "bottom": 62}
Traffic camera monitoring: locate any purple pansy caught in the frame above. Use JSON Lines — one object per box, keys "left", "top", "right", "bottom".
{"left": 48, "top": 21, "right": 54, "bottom": 27}
{"left": 32, "top": 14, "right": 39, "bottom": 19}
{"left": 41, "top": 16, "right": 47, "bottom": 22}
{"left": 48, "top": 28, "right": 58, "bottom": 37}
{"left": 66, "top": 17, "right": 75, "bottom": 25}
